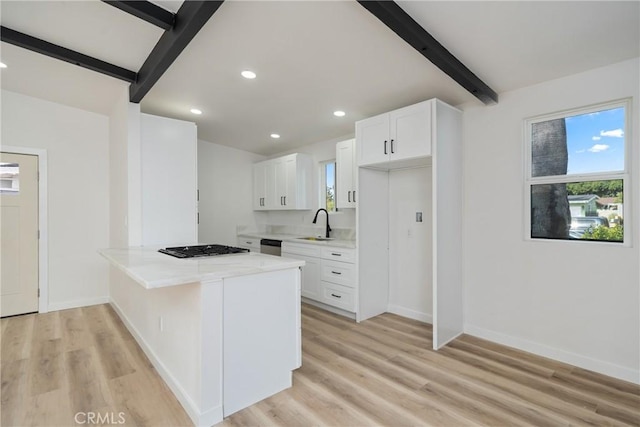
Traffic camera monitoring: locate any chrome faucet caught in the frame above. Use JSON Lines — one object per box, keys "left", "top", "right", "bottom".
{"left": 312, "top": 208, "right": 331, "bottom": 238}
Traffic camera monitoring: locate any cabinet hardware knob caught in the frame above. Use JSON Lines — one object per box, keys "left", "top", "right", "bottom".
{"left": 384, "top": 140, "right": 388, "bottom": 155}
{"left": 353, "top": 191, "right": 356, "bottom": 202}
{"left": 390, "top": 139, "right": 395, "bottom": 154}
{"left": 331, "top": 271, "right": 342, "bottom": 275}
{"left": 331, "top": 253, "right": 341, "bottom": 256}
{"left": 348, "top": 191, "right": 351, "bottom": 202}
{"left": 330, "top": 293, "right": 342, "bottom": 299}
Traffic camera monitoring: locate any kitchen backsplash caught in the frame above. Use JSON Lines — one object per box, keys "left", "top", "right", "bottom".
{"left": 237, "top": 224, "right": 355, "bottom": 241}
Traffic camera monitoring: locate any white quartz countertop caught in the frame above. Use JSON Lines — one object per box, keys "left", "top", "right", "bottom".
{"left": 237, "top": 232, "right": 356, "bottom": 249}
{"left": 99, "top": 246, "right": 305, "bottom": 289}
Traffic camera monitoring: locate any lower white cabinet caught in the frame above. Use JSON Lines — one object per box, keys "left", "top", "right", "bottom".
{"left": 236, "top": 237, "right": 260, "bottom": 252}
{"left": 282, "top": 242, "right": 356, "bottom": 312}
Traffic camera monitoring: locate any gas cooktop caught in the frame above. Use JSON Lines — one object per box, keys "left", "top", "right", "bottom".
{"left": 158, "top": 244, "right": 249, "bottom": 259}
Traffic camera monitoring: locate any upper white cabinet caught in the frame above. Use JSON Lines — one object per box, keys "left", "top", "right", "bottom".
{"left": 356, "top": 100, "right": 432, "bottom": 169}
{"left": 253, "top": 153, "right": 312, "bottom": 211}
{"left": 336, "top": 139, "right": 356, "bottom": 209}
{"left": 253, "top": 161, "right": 268, "bottom": 209}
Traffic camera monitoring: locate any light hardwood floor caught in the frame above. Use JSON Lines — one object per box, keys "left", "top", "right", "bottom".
{"left": 2, "top": 303, "right": 639, "bottom": 427}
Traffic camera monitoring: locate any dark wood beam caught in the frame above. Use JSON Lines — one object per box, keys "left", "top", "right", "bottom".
{"left": 129, "top": 1, "right": 224, "bottom": 103}
{"left": 101, "top": 1, "right": 175, "bottom": 31}
{"left": 0, "top": 26, "right": 137, "bottom": 83}
{"left": 357, "top": 1, "right": 498, "bottom": 105}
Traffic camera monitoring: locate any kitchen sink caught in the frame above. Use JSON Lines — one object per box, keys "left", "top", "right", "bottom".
{"left": 296, "top": 236, "right": 335, "bottom": 241}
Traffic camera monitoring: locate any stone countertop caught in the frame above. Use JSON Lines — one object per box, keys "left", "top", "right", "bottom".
{"left": 99, "top": 246, "right": 305, "bottom": 289}
{"left": 237, "top": 232, "right": 356, "bottom": 249}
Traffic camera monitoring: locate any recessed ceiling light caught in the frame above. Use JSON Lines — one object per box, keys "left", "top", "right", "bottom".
{"left": 333, "top": 110, "right": 346, "bottom": 117}
{"left": 270, "top": 133, "right": 280, "bottom": 139}
{"left": 0, "top": 62, "right": 7, "bottom": 69}
{"left": 241, "top": 70, "right": 257, "bottom": 79}
{"left": 190, "top": 108, "right": 202, "bottom": 115}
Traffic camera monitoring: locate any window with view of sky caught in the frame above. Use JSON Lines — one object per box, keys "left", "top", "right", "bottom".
{"left": 566, "top": 107, "right": 625, "bottom": 174}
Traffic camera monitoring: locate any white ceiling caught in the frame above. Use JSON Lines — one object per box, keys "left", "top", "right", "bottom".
{"left": 1, "top": 1, "right": 638, "bottom": 155}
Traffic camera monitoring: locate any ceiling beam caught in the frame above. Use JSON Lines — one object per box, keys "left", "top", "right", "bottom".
{"left": 101, "top": 1, "right": 175, "bottom": 31}
{"left": 357, "top": 1, "right": 498, "bottom": 105}
{"left": 129, "top": 1, "right": 224, "bottom": 103}
{"left": 0, "top": 26, "right": 137, "bottom": 83}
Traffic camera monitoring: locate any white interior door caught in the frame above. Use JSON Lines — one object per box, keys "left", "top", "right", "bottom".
{"left": 1, "top": 152, "right": 39, "bottom": 317}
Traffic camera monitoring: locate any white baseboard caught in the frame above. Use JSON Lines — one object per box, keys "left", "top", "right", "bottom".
{"left": 47, "top": 296, "right": 110, "bottom": 312}
{"left": 464, "top": 324, "right": 640, "bottom": 385}
{"left": 386, "top": 304, "right": 432, "bottom": 324}
{"left": 302, "top": 297, "right": 356, "bottom": 320}
{"left": 110, "top": 299, "right": 223, "bottom": 426}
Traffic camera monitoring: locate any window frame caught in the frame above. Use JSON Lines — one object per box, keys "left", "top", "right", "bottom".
{"left": 523, "top": 98, "right": 631, "bottom": 246}
{"left": 319, "top": 159, "right": 337, "bottom": 213}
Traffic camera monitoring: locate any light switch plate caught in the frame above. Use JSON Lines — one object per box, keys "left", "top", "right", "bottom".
{"left": 416, "top": 212, "right": 423, "bottom": 222}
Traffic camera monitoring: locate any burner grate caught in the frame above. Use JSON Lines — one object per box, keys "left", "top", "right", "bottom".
{"left": 159, "top": 244, "right": 249, "bottom": 258}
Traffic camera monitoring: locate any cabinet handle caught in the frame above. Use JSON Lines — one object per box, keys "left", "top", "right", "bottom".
{"left": 353, "top": 190, "right": 356, "bottom": 203}
{"left": 330, "top": 293, "right": 342, "bottom": 299}
{"left": 331, "top": 271, "right": 342, "bottom": 275}
{"left": 280, "top": 196, "right": 283, "bottom": 205}
{"left": 390, "top": 139, "right": 395, "bottom": 153}
{"left": 246, "top": 241, "right": 252, "bottom": 245}
{"left": 384, "top": 140, "right": 388, "bottom": 155}
{"left": 348, "top": 191, "right": 351, "bottom": 202}
{"left": 331, "top": 253, "right": 342, "bottom": 256}
{"left": 284, "top": 196, "right": 286, "bottom": 205}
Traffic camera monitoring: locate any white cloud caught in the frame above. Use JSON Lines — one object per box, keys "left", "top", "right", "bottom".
{"left": 592, "top": 136, "right": 601, "bottom": 141}
{"left": 600, "top": 129, "right": 624, "bottom": 138}
{"left": 575, "top": 149, "right": 586, "bottom": 153}
{"left": 588, "top": 144, "right": 610, "bottom": 153}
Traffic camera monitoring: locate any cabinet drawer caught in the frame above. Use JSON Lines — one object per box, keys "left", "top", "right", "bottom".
{"left": 321, "top": 260, "right": 355, "bottom": 287}
{"left": 237, "top": 237, "right": 260, "bottom": 251}
{"left": 282, "top": 242, "right": 322, "bottom": 257}
{"left": 320, "top": 282, "right": 355, "bottom": 312}
{"left": 321, "top": 247, "right": 355, "bottom": 263}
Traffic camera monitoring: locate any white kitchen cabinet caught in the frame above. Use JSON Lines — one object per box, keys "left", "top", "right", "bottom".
{"left": 283, "top": 242, "right": 357, "bottom": 314}
{"left": 357, "top": 100, "right": 432, "bottom": 169}
{"left": 236, "top": 237, "right": 261, "bottom": 252}
{"left": 336, "top": 139, "right": 356, "bottom": 208}
{"left": 253, "top": 153, "right": 312, "bottom": 210}
{"left": 282, "top": 242, "right": 321, "bottom": 300}
{"left": 357, "top": 98, "right": 464, "bottom": 349}
{"left": 140, "top": 113, "right": 197, "bottom": 246}
{"left": 253, "top": 162, "right": 268, "bottom": 210}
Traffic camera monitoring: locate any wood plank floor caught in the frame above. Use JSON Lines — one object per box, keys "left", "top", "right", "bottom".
{"left": 221, "top": 303, "right": 640, "bottom": 427}
{"left": 2, "top": 303, "right": 639, "bottom": 427}
{"left": 1, "top": 304, "right": 192, "bottom": 427}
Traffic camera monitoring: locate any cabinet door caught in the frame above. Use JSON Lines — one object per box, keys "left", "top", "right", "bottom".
{"left": 389, "top": 101, "right": 432, "bottom": 162}
{"left": 356, "top": 113, "right": 390, "bottom": 167}
{"left": 283, "top": 253, "right": 321, "bottom": 300}
{"left": 253, "top": 162, "right": 268, "bottom": 210}
{"left": 267, "top": 159, "right": 281, "bottom": 209}
{"left": 336, "top": 139, "right": 355, "bottom": 208}
{"left": 283, "top": 154, "right": 297, "bottom": 209}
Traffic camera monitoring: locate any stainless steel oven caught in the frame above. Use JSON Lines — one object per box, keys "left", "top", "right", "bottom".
{"left": 260, "top": 239, "right": 282, "bottom": 256}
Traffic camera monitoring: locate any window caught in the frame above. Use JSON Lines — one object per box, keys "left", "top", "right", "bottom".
{"left": 525, "top": 100, "right": 629, "bottom": 243}
{"left": 0, "top": 163, "right": 20, "bottom": 195}
{"left": 320, "top": 160, "right": 336, "bottom": 213}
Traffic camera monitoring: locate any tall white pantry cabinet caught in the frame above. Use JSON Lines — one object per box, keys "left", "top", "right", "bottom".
{"left": 356, "top": 98, "right": 463, "bottom": 349}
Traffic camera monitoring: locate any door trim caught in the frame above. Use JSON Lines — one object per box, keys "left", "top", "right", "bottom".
{"left": 2, "top": 146, "right": 49, "bottom": 313}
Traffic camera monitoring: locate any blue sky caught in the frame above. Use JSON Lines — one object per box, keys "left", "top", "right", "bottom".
{"left": 566, "top": 107, "right": 625, "bottom": 174}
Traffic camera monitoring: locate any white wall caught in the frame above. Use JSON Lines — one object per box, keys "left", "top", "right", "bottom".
{"left": 198, "top": 140, "right": 265, "bottom": 245}
{"left": 108, "top": 87, "right": 129, "bottom": 248}
{"left": 461, "top": 58, "right": 640, "bottom": 383}
{"left": 265, "top": 136, "right": 357, "bottom": 231}
{"left": 2, "top": 90, "right": 110, "bottom": 310}
{"left": 388, "top": 167, "right": 433, "bottom": 322}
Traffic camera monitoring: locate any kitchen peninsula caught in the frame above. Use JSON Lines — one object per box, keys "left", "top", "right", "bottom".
{"left": 100, "top": 246, "right": 304, "bottom": 427}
